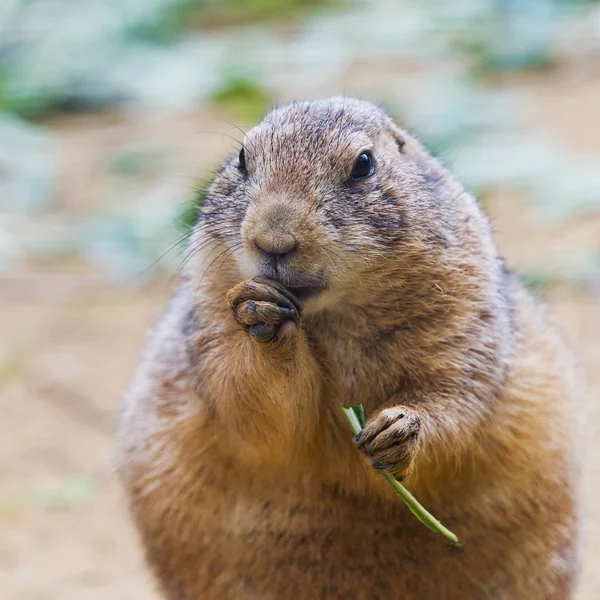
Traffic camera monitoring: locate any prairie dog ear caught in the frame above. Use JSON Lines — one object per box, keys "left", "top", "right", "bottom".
{"left": 386, "top": 117, "right": 407, "bottom": 153}
{"left": 386, "top": 116, "right": 448, "bottom": 181}
{"left": 386, "top": 116, "right": 430, "bottom": 164}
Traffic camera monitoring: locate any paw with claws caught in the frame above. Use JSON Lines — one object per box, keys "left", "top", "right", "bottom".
{"left": 226, "top": 277, "right": 301, "bottom": 343}
{"left": 356, "top": 406, "right": 420, "bottom": 477}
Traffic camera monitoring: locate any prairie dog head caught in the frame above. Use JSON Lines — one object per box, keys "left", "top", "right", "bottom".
{"left": 191, "top": 97, "right": 470, "bottom": 312}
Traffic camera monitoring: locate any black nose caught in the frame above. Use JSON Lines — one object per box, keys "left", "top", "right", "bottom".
{"left": 254, "top": 232, "right": 297, "bottom": 258}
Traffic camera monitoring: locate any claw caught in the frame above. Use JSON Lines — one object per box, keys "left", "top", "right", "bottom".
{"left": 277, "top": 306, "right": 299, "bottom": 324}
{"left": 248, "top": 323, "right": 276, "bottom": 342}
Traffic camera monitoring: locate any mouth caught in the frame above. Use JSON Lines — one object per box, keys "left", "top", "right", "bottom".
{"left": 286, "top": 282, "right": 326, "bottom": 301}
{"left": 259, "top": 266, "right": 327, "bottom": 301}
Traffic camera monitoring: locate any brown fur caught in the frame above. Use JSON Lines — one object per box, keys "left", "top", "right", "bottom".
{"left": 118, "top": 98, "right": 582, "bottom": 599}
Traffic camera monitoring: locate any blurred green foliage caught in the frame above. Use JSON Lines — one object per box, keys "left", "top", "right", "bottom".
{"left": 108, "top": 146, "right": 169, "bottom": 177}
{"left": 0, "top": 476, "right": 97, "bottom": 515}
{"left": 0, "top": 0, "right": 330, "bottom": 120}
{"left": 211, "top": 76, "right": 273, "bottom": 124}
{"left": 29, "top": 476, "right": 98, "bottom": 510}
{"left": 176, "top": 0, "right": 329, "bottom": 31}
{"left": 177, "top": 186, "right": 210, "bottom": 233}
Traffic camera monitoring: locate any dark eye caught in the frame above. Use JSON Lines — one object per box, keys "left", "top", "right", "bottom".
{"left": 350, "top": 151, "right": 375, "bottom": 180}
{"left": 238, "top": 148, "right": 247, "bottom": 173}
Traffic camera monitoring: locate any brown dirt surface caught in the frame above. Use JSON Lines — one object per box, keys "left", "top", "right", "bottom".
{"left": 1, "top": 72, "right": 599, "bottom": 599}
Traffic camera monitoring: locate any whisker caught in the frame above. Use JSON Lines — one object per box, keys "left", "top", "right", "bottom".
{"left": 197, "top": 243, "right": 243, "bottom": 291}
{"left": 172, "top": 238, "right": 221, "bottom": 282}
{"left": 220, "top": 121, "right": 257, "bottom": 154}
{"left": 142, "top": 230, "right": 195, "bottom": 274}
{"left": 216, "top": 241, "right": 244, "bottom": 272}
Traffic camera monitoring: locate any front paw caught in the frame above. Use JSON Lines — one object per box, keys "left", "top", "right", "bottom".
{"left": 355, "top": 406, "right": 420, "bottom": 477}
{"left": 226, "top": 277, "right": 301, "bottom": 343}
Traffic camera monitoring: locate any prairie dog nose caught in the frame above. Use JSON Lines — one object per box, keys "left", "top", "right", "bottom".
{"left": 254, "top": 231, "right": 297, "bottom": 257}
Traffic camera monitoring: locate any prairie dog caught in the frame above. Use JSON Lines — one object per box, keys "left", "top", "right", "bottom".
{"left": 119, "top": 97, "right": 581, "bottom": 599}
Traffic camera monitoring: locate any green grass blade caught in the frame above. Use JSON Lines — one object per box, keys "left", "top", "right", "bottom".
{"left": 341, "top": 405, "right": 460, "bottom": 547}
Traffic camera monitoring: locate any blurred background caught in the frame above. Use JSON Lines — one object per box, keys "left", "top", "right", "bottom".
{"left": 0, "top": 0, "right": 599, "bottom": 598}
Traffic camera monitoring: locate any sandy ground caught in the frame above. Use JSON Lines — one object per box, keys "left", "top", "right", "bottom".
{"left": 1, "top": 70, "right": 599, "bottom": 599}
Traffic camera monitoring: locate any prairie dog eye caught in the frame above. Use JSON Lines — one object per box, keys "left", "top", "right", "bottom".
{"left": 238, "top": 148, "right": 247, "bottom": 173}
{"left": 351, "top": 151, "right": 375, "bottom": 180}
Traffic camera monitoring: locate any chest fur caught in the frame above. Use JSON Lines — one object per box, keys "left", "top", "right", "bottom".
{"left": 310, "top": 324, "right": 409, "bottom": 411}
